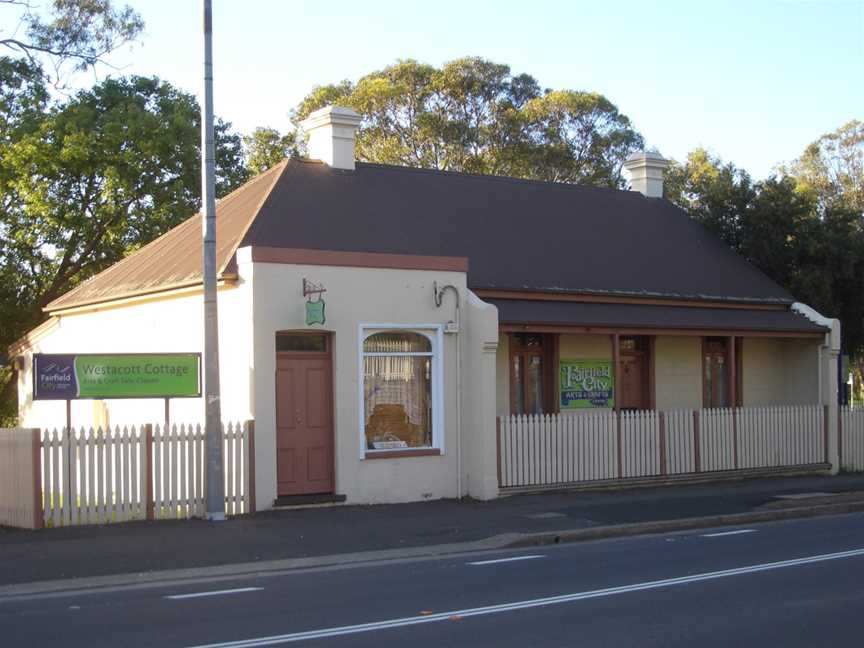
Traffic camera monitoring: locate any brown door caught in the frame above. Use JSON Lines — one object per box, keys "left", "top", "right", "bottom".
{"left": 619, "top": 355, "right": 646, "bottom": 410}
{"left": 275, "top": 335, "right": 333, "bottom": 496}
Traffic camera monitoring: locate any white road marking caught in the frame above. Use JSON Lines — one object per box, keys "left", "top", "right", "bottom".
{"left": 701, "top": 529, "right": 757, "bottom": 538}
{"left": 165, "top": 587, "right": 263, "bottom": 600}
{"left": 468, "top": 555, "right": 545, "bottom": 566}
{"left": 183, "top": 546, "right": 864, "bottom": 647}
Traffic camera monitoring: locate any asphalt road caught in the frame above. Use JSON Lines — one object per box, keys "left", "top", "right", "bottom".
{"left": 3, "top": 513, "right": 864, "bottom": 647}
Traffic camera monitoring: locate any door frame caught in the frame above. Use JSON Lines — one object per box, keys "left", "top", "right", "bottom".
{"left": 274, "top": 330, "right": 336, "bottom": 495}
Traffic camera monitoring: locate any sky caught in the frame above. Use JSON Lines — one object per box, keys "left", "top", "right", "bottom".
{"left": 16, "top": 0, "right": 864, "bottom": 178}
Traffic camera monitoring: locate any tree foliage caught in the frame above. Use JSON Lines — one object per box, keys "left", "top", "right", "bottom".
{"left": 0, "top": 0, "right": 143, "bottom": 85}
{"left": 0, "top": 70, "right": 248, "bottom": 352}
{"left": 292, "top": 57, "right": 643, "bottom": 187}
{"left": 667, "top": 145, "right": 864, "bottom": 361}
{"left": 243, "top": 126, "right": 300, "bottom": 175}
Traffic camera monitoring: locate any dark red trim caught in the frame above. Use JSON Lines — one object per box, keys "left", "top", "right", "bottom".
{"left": 252, "top": 247, "right": 469, "bottom": 272}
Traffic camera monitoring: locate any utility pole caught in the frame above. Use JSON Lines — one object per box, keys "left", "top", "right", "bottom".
{"left": 201, "top": 0, "right": 225, "bottom": 521}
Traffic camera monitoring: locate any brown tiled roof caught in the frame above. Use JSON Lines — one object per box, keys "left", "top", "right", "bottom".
{"left": 45, "top": 161, "right": 288, "bottom": 312}
{"left": 47, "top": 157, "right": 801, "bottom": 313}
{"left": 241, "top": 161, "right": 797, "bottom": 304}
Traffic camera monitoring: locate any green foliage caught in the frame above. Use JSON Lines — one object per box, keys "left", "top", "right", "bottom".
{"left": 291, "top": 57, "right": 643, "bottom": 187}
{"left": 788, "top": 120, "right": 863, "bottom": 214}
{"left": 0, "top": 72, "right": 248, "bottom": 349}
{"left": 667, "top": 144, "right": 864, "bottom": 361}
{"left": 243, "top": 127, "right": 300, "bottom": 174}
{"left": 1, "top": 0, "right": 144, "bottom": 85}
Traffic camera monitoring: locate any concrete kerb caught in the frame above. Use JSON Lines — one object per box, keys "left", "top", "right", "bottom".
{"left": 3, "top": 499, "right": 864, "bottom": 602}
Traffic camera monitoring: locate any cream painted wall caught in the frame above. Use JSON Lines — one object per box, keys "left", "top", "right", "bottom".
{"left": 462, "top": 292, "right": 499, "bottom": 500}
{"left": 559, "top": 334, "right": 611, "bottom": 360}
{"left": 17, "top": 281, "right": 254, "bottom": 432}
{"left": 780, "top": 338, "right": 820, "bottom": 404}
{"left": 651, "top": 337, "right": 702, "bottom": 410}
{"left": 741, "top": 338, "right": 785, "bottom": 405}
{"left": 740, "top": 338, "right": 819, "bottom": 405}
{"left": 248, "top": 255, "right": 478, "bottom": 507}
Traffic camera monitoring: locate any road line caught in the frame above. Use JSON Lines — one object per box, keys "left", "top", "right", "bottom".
{"left": 183, "top": 546, "right": 864, "bottom": 647}
{"left": 165, "top": 587, "right": 263, "bottom": 600}
{"left": 701, "top": 529, "right": 757, "bottom": 538}
{"left": 467, "top": 555, "right": 545, "bottom": 566}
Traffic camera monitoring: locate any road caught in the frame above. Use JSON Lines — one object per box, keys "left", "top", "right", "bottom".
{"left": 3, "top": 513, "right": 864, "bottom": 647}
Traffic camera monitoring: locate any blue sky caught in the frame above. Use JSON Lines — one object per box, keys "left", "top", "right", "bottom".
{"left": 33, "top": 1, "right": 864, "bottom": 178}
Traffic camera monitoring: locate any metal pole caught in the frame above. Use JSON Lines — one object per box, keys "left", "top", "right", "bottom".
{"left": 202, "top": 0, "right": 224, "bottom": 521}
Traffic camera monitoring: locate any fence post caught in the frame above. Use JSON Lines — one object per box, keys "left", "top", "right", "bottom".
{"left": 838, "top": 407, "right": 843, "bottom": 468}
{"left": 246, "top": 420, "right": 256, "bottom": 514}
{"left": 693, "top": 410, "right": 701, "bottom": 473}
{"left": 32, "top": 429, "right": 44, "bottom": 530}
{"left": 658, "top": 412, "right": 667, "bottom": 476}
{"left": 824, "top": 404, "right": 830, "bottom": 465}
{"left": 732, "top": 407, "right": 739, "bottom": 469}
{"left": 496, "top": 418, "right": 502, "bottom": 488}
{"left": 616, "top": 411, "right": 623, "bottom": 479}
{"left": 144, "top": 424, "right": 154, "bottom": 520}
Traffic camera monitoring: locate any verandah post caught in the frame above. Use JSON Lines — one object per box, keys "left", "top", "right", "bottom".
{"left": 612, "top": 332, "right": 622, "bottom": 478}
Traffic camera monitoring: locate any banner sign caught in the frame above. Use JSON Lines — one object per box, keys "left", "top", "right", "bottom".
{"left": 560, "top": 359, "right": 614, "bottom": 409}
{"left": 33, "top": 353, "right": 201, "bottom": 400}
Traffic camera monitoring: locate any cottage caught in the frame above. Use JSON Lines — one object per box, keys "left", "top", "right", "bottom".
{"left": 11, "top": 106, "right": 841, "bottom": 510}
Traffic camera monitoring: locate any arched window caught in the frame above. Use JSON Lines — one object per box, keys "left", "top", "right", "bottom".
{"left": 361, "top": 327, "right": 442, "bottom": 455}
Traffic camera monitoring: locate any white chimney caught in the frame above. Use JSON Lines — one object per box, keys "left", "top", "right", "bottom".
{"left": 300, "top": 105, "right": 362, "bottom": 170}
{"left": 623, "top": 150, "right": 669, "bottom": 198}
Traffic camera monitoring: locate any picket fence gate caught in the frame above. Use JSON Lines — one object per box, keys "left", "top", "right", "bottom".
{"left": 497, "top": 405, "right": 828, "bottom": 490}
{"left": 39, "top": 421, "right": 255, "bottom": 527}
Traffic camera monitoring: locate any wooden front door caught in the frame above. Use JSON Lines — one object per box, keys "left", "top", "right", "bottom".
{"left": 275, "top": 334, "right": 333, "bottom": 496}
{"left": 619, "top": 356, "right": 647, "bottom": 410}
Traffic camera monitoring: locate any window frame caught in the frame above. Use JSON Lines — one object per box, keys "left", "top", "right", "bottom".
{"left": 358, "top": 323, "right": 444, "bottom": 459}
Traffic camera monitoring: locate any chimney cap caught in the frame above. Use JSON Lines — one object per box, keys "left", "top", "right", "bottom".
{"left": 300, "top": 105, "right": 362, "bottom": 130}
{"left": 623, "top": 149, "right": 669, "bottom": 169}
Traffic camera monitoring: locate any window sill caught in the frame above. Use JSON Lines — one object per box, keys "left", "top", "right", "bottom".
{"left": 364, "top": 448, "right": 441, "bottom": 460}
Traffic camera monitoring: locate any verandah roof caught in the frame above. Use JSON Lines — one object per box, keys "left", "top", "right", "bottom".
{"left": 489, "top": 299, "right": 828, "bottom": 335}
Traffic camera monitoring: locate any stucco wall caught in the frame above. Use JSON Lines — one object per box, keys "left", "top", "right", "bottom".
{"left": 17, "top": 281, "right": 254, "bottom": 431}
{"left": 780, "top": 338, "right": 820, "bottom": 404}
{"left": 559, "top": 334, "right": 611, "bottom": 360}
{"left": 653, "top": 337, "right": 703, "bottom": 410}
{"left": 741, "top": 338, "right": 785, "bottom": 405}
{"left": 247, "top": 252, "right": 479, "bottom": 507}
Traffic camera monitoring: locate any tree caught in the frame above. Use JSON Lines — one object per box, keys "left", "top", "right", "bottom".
{"left": 1, "top": 0, "right": 143, "bottom": 86}
{"left": 292, "top": 57, "right": 643, "bottom": 187}
{"left": 243, "top": 126, "right": 300, "bottom": 174}
{"left": 667, "top": 146, "right": 864, "bottom": 363}
{"left": 0, "top": 74, "right": 248, "bottom": 425}
{"left": 788, "top": 120, "right": 863, "bottom": 214}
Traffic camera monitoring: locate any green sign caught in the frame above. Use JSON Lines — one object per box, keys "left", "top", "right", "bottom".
{"left": 305, "top": 299, "right": 326, "bottom": 326}
{"left": 33, "top": 353, "right": 200, "bottom": 399}
{"left": 560, "top": 359, "right": 614, "bottom": 409}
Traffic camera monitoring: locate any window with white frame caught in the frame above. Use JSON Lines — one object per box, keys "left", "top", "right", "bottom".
{"left": 360, "top": 326, "right": 442, "bottom": 454}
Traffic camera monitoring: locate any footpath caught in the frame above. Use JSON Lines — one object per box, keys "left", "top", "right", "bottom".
{"left": 2, "top": 474, "right": 864, "bottom": 593}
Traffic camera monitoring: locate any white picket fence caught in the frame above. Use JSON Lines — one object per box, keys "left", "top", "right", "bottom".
{"left": 498, "top": 405, "right": 827, "bottom": 489}
{"left": 40, "top": 421, "right": 254, "bottom": 527}
{"left": 840, "top": 406, "right": 864, "bottom": 471}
